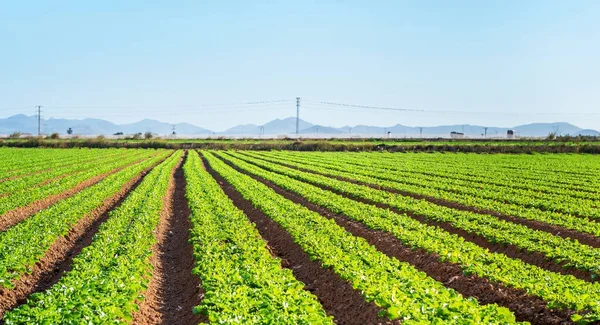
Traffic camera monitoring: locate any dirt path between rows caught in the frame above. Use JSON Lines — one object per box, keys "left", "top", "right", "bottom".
{"left": 216, "top": 155, "right": 576, "bottom": 325}
{"left": 0, "top": 157, "right": 166, "bottom": 319}
{"left": 241, "top": 153, "right": 600, "bottom": 248}
{"left": 133, "top": 152, "right": 206, "bottom": 325}
{"left": 0, "top": 156, "right": 156, "bottom": 232}
{"left": 202, "top": 154, "right": 396, "bottom": 325}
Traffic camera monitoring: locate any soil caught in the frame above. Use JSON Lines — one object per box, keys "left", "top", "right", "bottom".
{"left": 0, "top": 157, "right": 165, "bottom": 319}
{"left": 214, "top": 154, "right": 578, "bottom": 325}
{"left": 202, "top": 154, "right": 397, "bottom": 325}
{"left": 133, "top": 152, "right": 206, "bottom": 325}
{"left": 0, "top": 156, "right": 154, "bottom": 232}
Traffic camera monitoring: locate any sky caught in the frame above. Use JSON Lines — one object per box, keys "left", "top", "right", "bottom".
{"left": 1, "top": 0, "right": 599, "bottom": 131}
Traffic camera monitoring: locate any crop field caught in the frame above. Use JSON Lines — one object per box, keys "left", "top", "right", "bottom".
{"left": 0, "top": 148, "right": 599, "bottom": 324}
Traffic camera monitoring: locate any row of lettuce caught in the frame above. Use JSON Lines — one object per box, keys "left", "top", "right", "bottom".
{"left": 0, "top": 149, "right": 159, "bottom": 217}
{"left": 3, "top": 150, "right": 181, "bottom": 323}
{"left": 214, "top": 151, "right": 600, "bottom": 323}
{"left": 183, "top": 151, "right": 333, "bottom": 324}
{"left": 0, "top": 148, "right": 120, "bottom": 180}
{"left": 201, "top": 151, "right": 522, "bottom": 324}
{"left": 252, "top": 151, "right": 600, "bottom": 237}
{"left": 238, "top": 151, "right": 600, "bottom": 276}
{"left": 0, "top": 150, "right": 126, "bottom": 194}
{"left": 0, "top": 150, "right": 171, "bottom": 289}
{"left": 372, "top": 152, "right": 600, "bottom": 193}
{"left": 3, "top": 148, "right": 597, "bottom": 323}
{"left": 255, "top": 151, "right": 600, "bottom": 220}
{"left": 3, "top": 150, "right": 524, "bottom": 324}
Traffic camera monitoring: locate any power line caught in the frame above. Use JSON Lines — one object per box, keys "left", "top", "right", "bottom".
{"left": 303, "top": 101, "right": 600, "bottom": 117}
{"left": 44, "top": 99, "right": 292, "bottom": 110}
{"left": 304, "top": 100, "right": 424, "bottom": 112}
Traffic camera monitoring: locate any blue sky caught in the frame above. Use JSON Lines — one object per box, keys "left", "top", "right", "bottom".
{"left": 1, "top": 1, "right": 598, "bottom": 131}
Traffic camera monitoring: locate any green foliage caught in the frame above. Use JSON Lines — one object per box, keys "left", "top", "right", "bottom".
{"left": 0, "top": 149, "right": 161, "bottom": 216}
{"left": 235, "top": 151, "right": 600, "bottom": 276}
{"left": 216, "top": 150, "right": 600, "bottom": 323}
{"left": 257, "top": 151, "right": 600, "bottom": 235}
{"left": 3, "top": 151, "right": 181, "bottom": 324}
{"left": 203, "top": 151, "right": 522, "bottom": 324}
{"left": 0, "top": 150, "right": 171, "bottom": 289}
{"left": 184, "top": 151, "right": 332, "bottom": 324}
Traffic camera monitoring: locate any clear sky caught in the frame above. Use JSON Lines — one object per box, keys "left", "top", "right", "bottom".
{"left": 1, "top": 1, "right": 598, "bottom": 131}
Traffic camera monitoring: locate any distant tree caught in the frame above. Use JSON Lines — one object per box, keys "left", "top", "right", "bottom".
{"left": 113, "top": 132, "right": 124, "bottom": 136}
{"left": 67, "top": 127, "right": 73, "bottom": 135}
{"left": 9, "top": 132, "right": 21, "bottom": 139}
{"left": 547, "top": 132, "right": 557, "bottom": 140}
{"left": 132, "top": 132, "right": 142, "bottom": 140}
{"left": 144, "top": 131, "right": 153, "bottom": 139}
{"left": 49, "top": 133, "right": 60, "bottom": 139}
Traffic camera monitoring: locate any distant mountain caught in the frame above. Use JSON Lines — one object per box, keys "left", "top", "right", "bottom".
{"left": 513, "top": 122, "right": 585, "bottom": 137}
{"left": 0, "top": 115, "right": 212, "bottom": 136}
{"left": 0, "top": 114, "right": 39, "bottom": 134}
{"left": 577, "top": 129, "right": 600, "bottom": 136}
{"left": 0, "top": 115, "right": 597, "bottom": 137}
{"left": 222, "top": 117, "right": 313, "bottom": 135}
{"left": 120, "top": 119, "right": 212, "bottom": 135}
{"left": 222, "top": 124, "right": 261, "bottom": 135}
{"left": 262, "top": 117, "right": 312, "bottom": 134}
{"left": 299, "top": 125, "right": 344, "bottom": 135}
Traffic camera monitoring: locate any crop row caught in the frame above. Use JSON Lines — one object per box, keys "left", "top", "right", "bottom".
{"left": 203, "top": 151, "right": 520, "bottom": 324}
{"left": 183, "top": 151, "right": 332, "bottom": 324}
{"left": 0, "top": 150, "right": 138, "bottom": 195}
{"left": 0, "top": 148, "right": 126, "bottom": 180}
{"left": 0, "top": 148, "right": 97, "bottom": 175}
{"left": 0, "top": 150, "right": 172, "bottom": 288}
{"left": 215, "top": 151, "right": 600, "bottom": 323}
{"left": 257, "top": 151, "right": 600, "bottom": 219}
{"left": 364, "top": 152, "right": 600, "bottom": 193}
{"left": 276, "top": 151, "right": 600, "bottom": 195}
{"left": 3, "top": 150, "right": 182, "bottom": 324}
{"left": 251, "top": 151, "right": 600, "bottom": 237}
{"left": 0, "top": 150, "right": 159, "bottom": 217}
{"left": 234, "top": 151, "right": 600, "bottom": 277}
{"left": 331, "top": 152, "right": 598, "bottom": 199}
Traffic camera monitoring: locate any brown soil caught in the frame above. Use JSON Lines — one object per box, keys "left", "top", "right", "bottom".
{"left": 231, "top": 154, "right": 599, "bottom": 281}
{"left": 0, "top": 156, "right": 155, "bottom": 232}
{"left": 202, "top": 154, "right": 396, "bottom": 325}
{"left": 0, "top": 157, "right": 166, "bottom": 319}
{"left": 133, "top": 152, "right": 206, "bottom": 325}
{"left": 243, "top": 153, "right": 600, "bottom": 249}
{"left": 217, "top": 155, "right": 577, "bottom": 325}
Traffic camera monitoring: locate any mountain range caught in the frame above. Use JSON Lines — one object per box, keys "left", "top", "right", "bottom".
{"left": 0, "top": 114, "right": 598, "bottom": 138}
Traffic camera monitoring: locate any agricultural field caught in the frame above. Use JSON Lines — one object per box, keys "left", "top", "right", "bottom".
{"left": 0, "top": 147, "right": 599, "bottom": 324}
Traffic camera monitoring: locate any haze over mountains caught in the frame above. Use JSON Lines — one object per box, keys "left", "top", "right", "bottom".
{"left": 0, "top": 114, "right": 598, "bottom": 138}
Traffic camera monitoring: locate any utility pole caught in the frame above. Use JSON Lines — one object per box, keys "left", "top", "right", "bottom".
{"left": 36, "top": 105, "right": 43, "bottom": 136}
{"left": 419, "top": 127, "right": 423, "bottom": 138}
{"left": 483, "top": 127, "right": 488, "bottom": 138}
{"left": 296, "top": 97, "right": 300, "bottom": 136}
